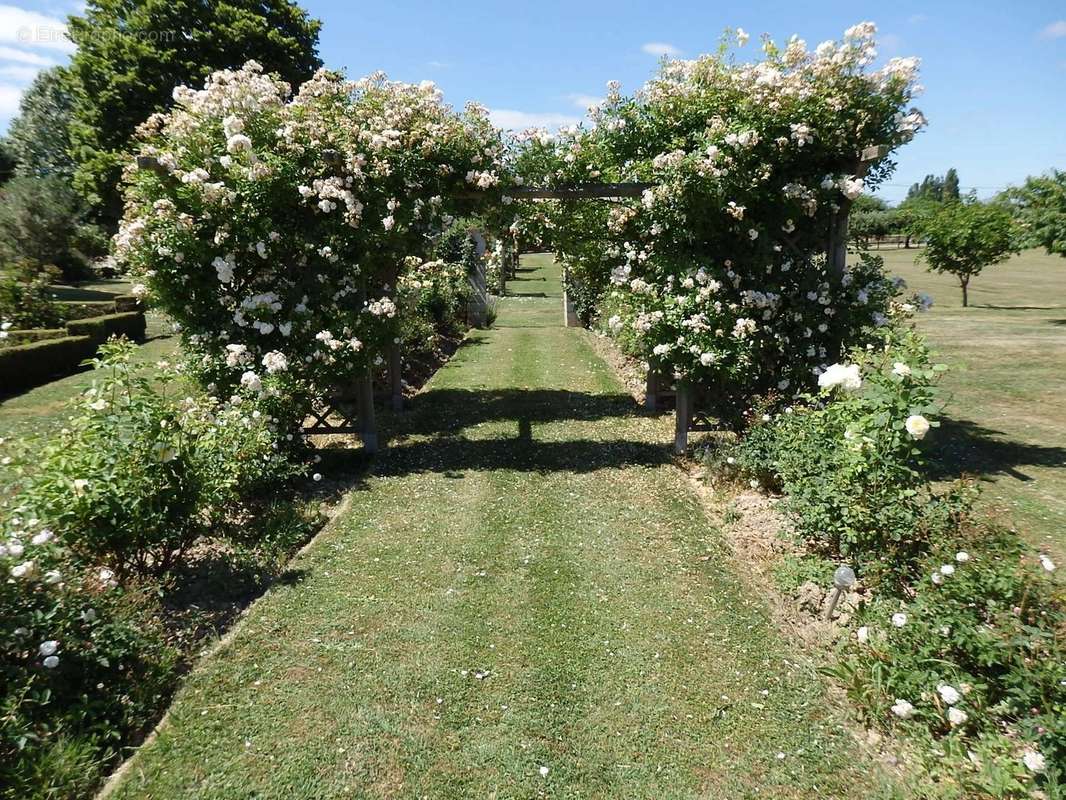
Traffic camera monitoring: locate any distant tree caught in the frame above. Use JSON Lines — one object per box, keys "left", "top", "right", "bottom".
{"left": 66, "top": 0, "right": 323, "bottom": 226}
{"left": 852, "top": 194, "right": 888, "bottom": 214}
{"left": 0, "top": 175, "right": 91, "bottom": 281}
{"left": 907, "top": 174, "right": 944, "bottom": 203}
{"left": 0, "top": 139, "right": 16, "bottom": 186}
{"left": 1001, "top": 170, "right": 1066, "bottom": 258}
{"left": 7, "top": 67, "right": 77, "bottom": 179}
{"left": 917, "top": 200, "right": 1019, "bottom": 307}
{"left": 897, "top": 197, "right": 938, "bottom": 248}
{"left": 943, "top": 167, "right": 960, "bottom": 202}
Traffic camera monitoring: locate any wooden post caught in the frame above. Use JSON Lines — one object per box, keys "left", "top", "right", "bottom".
{"left": 673, "top": 381, "right": 692, "bottom": 455}
{"left": 389, "top": 342, "right": 403, "bottom": 412}
{"left": 497, "top": 238, "right": 510, "bottom": 295}
{"left": 356, "top": 367, "right": 377, "bottom": 453}
{"left": 466, "top": 229, "right": 488, "bottom": 328}
{"left": 644, "top": 364, "right": 660, "bottom": 411}
{"left": 829, "top": 145, "right": 891, "bottom": 278}
{"left": 562, "top": 288, "right": 580, "bottom": 327}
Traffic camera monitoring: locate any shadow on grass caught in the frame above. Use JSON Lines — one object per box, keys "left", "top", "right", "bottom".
{"left": 927, "top": 417, "right": 1066, "bottom": 483}
{"left": 972, "top": 304, "right": 1064, "bottom": 311}
{"left": 376, "top": 435, "right": 670, "bottom": 477}
{"left": 397, "top": 388, "right": 638, "bottom": 435}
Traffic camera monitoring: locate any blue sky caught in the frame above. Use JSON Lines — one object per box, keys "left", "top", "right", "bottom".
{"left": 1, "top": 0, "right": 1063, "bottom": 203}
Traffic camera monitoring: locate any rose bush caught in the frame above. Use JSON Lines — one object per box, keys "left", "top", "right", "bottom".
{"left": 512, "top": 23, "right": 926, "bottom": 417}
{"left": 116, "top": 61, "right": 507, "bottom": 421}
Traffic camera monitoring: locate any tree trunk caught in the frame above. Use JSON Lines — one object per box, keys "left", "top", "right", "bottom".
{"left": 961, "top": 277, "right": 969, "bottom": 308}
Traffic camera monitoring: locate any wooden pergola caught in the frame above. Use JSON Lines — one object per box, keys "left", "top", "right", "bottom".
{"left": 136, "top": 143, "right": 889, "bottom": 455}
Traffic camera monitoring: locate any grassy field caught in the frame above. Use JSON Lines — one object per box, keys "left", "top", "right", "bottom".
{"left": 875, "top": 247, "right": 1066, "bottom": 559}
{"left": 102, "top": 255, "right": 899, "bottom": 799}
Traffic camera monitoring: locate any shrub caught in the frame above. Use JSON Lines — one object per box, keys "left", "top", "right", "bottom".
{"left": 0, "top": 336, "right": 97, "bottom": 394}
{"left": 0, "top": 516, "right": 179, "bottom": 799}
{"left": 0, "top": 262, "right": 63, "bottom": 329}
{"left": 736, "top": 319, "right": 947, "bottom": 577}
{"left": 0, "top": 176, "right": 90, "bottom": 282}
{"left": 6, "top": 341, "right": 298, "bottom": 576}
{"left": 513, "top": 23, "right": 926, "bottom": 412}
{"left": 830, "top": 522, "right": 1064, "bottom": 797}
{"left": 65, "top": 311, "right": 146, "bottom": 344}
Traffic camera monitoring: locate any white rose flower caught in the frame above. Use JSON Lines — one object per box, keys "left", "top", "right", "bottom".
{"left": 856, "top": 626, "right": 869, "bottom": 644}
{"left": 1039, "top": 554, "right": 1056, "bottom": 572}
{"left": 1022, "top": 749, "right": 1046, "bottom": 773}
{"left": 240, "top": 371, "right": 262, "bottom": 392}
{"left": 890, "top": 699, "right": 914, "bottom": 719}
{"left": 947, "top": 707, "right": 967, "bottom": 727}
{"left": 891, "top": 612, "right": 907, "bottom": 628}
{"left": 43, "top": 655, "right": 60, "bottom": 669}
{"left": 226, "top": 134, "right": 252, "bottom": 154}
{"left": 939, "top": 564, "right": 955, "bottom": 577}
{"left": 892, "top": 362, "right": 911, "bottom": 377}
{"left": 31, "top": 530, "right": 54, "bottom": 546}
{"left": 905, "top": 414, "right": 930, "bottom": 440}
{"left": 39, "top": 640, "right": 59, "bottom": 657}
{"left": 955, "top": 551, "right": 970, "bottom": 563}
{"left": 937, "top": 684, "right": 961, "bottom": 705}
{"left": 818, "top": 363, "right": 862, "bottom": 392}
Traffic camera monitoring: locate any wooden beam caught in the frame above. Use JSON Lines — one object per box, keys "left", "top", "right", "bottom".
{"left": 455, "top": 183, "right": 654, "bottom": 201}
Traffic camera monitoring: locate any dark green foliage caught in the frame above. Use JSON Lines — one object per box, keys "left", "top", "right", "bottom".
{"left": 1001, "top": 170, "right": 1066, "bottom": 258}
{"left": 943, "top": 167, "right": 960, "bottom": 201}
{"left": 7, "top": 67, "right": 77, "bottom": 179}
{"left": 0, "top": 139, "right": 15, "bottom": 186}
{"left": 0, "top": 176, "right": 91, "bottom": 281}
{"left": 66, "top": 0, "right": 323, "bottom": 225}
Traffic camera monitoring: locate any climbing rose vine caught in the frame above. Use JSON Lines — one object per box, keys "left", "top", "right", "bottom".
{"left": 116, "top": 61, "right": 505, "bottom": 414}
{"left": 514, "top": 22, "right": 927, "bottom": 415}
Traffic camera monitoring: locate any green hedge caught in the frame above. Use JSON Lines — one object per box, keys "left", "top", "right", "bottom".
{"left": 114, "top": 294, "right": 142, "bottom": 312}
{"left": 0, "top": 335, "right": 97, "bottom": 393}
{"left": 65, "top": 311, "right": 146, "bottom": 344}
{"left": 1, "top": 328, "right": 66, "bottom": 345}
{"left": 56, "top": 300, "right": 118, "bottom": 321}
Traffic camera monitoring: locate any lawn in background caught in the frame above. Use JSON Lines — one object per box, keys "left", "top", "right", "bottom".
{"left": 876, "top": 247, "right": 1066, "bottom": 559}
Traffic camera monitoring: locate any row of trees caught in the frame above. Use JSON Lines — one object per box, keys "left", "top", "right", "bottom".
{"left": 848, "top": 168, "right": 1066, "bottom": 306}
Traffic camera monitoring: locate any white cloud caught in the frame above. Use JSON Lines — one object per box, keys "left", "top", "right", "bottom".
{"left": 488, "top": 108, "right": 581, "bottom": 131}
{"left": 427, "top": 60, "right": 450, "bottom": 69}
{"left": 908, "top": 13, "right": 928, "bottom": 24}
{"left": 641, "top": 41, "right": 681, "bottom": 57}
{"left": 0, "top": 82, "right": 23, "bottom": 116}
{"left": 566, "top": 92, "right": 603, "bottom": 110}
{"left": 0, "top": 4, "right": 74, "bottom": 53}
{"left": 1039, "top": 20, "right": 1066, "bottom": 39}
{"left": 0, "top": 63, "right": 39, "bottom": 81}
{"left": 0, "top": 44, "right": 53, "bottom": 65}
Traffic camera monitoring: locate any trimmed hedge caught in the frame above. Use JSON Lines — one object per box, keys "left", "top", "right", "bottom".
{"left": 0, "top": 335, "right": 96, "bottom": 393}
{"left": 65, "top": 311, "right": 146, "bottom": 344}
{"left": 1, "top": 328, "right": 66, "bottom": 346}
{"left": 56, "top": 300, "right": 118, "bottom": 321}
{"left": 114, "top": 294, "right": 142, "bottom": 312}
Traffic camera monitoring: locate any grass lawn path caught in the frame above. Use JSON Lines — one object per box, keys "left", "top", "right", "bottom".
{"left": 105, "top": 255, "right": 896, "bottom": 799}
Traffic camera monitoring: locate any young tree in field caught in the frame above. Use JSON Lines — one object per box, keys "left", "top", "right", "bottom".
{"left": 918, "top": 200, "right": 1018, "bottom": 307}
{"left": 66, "top": 0, "right": 322, "bottom": 226}
{"left": 943, "top": 167, "right": 960, "bottom": 201}
{"left": 1001, "top": 170, "right": 1066, "bottom": 258}
{"left": 7, "top": 67, "right": 77, "bottom": 179}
